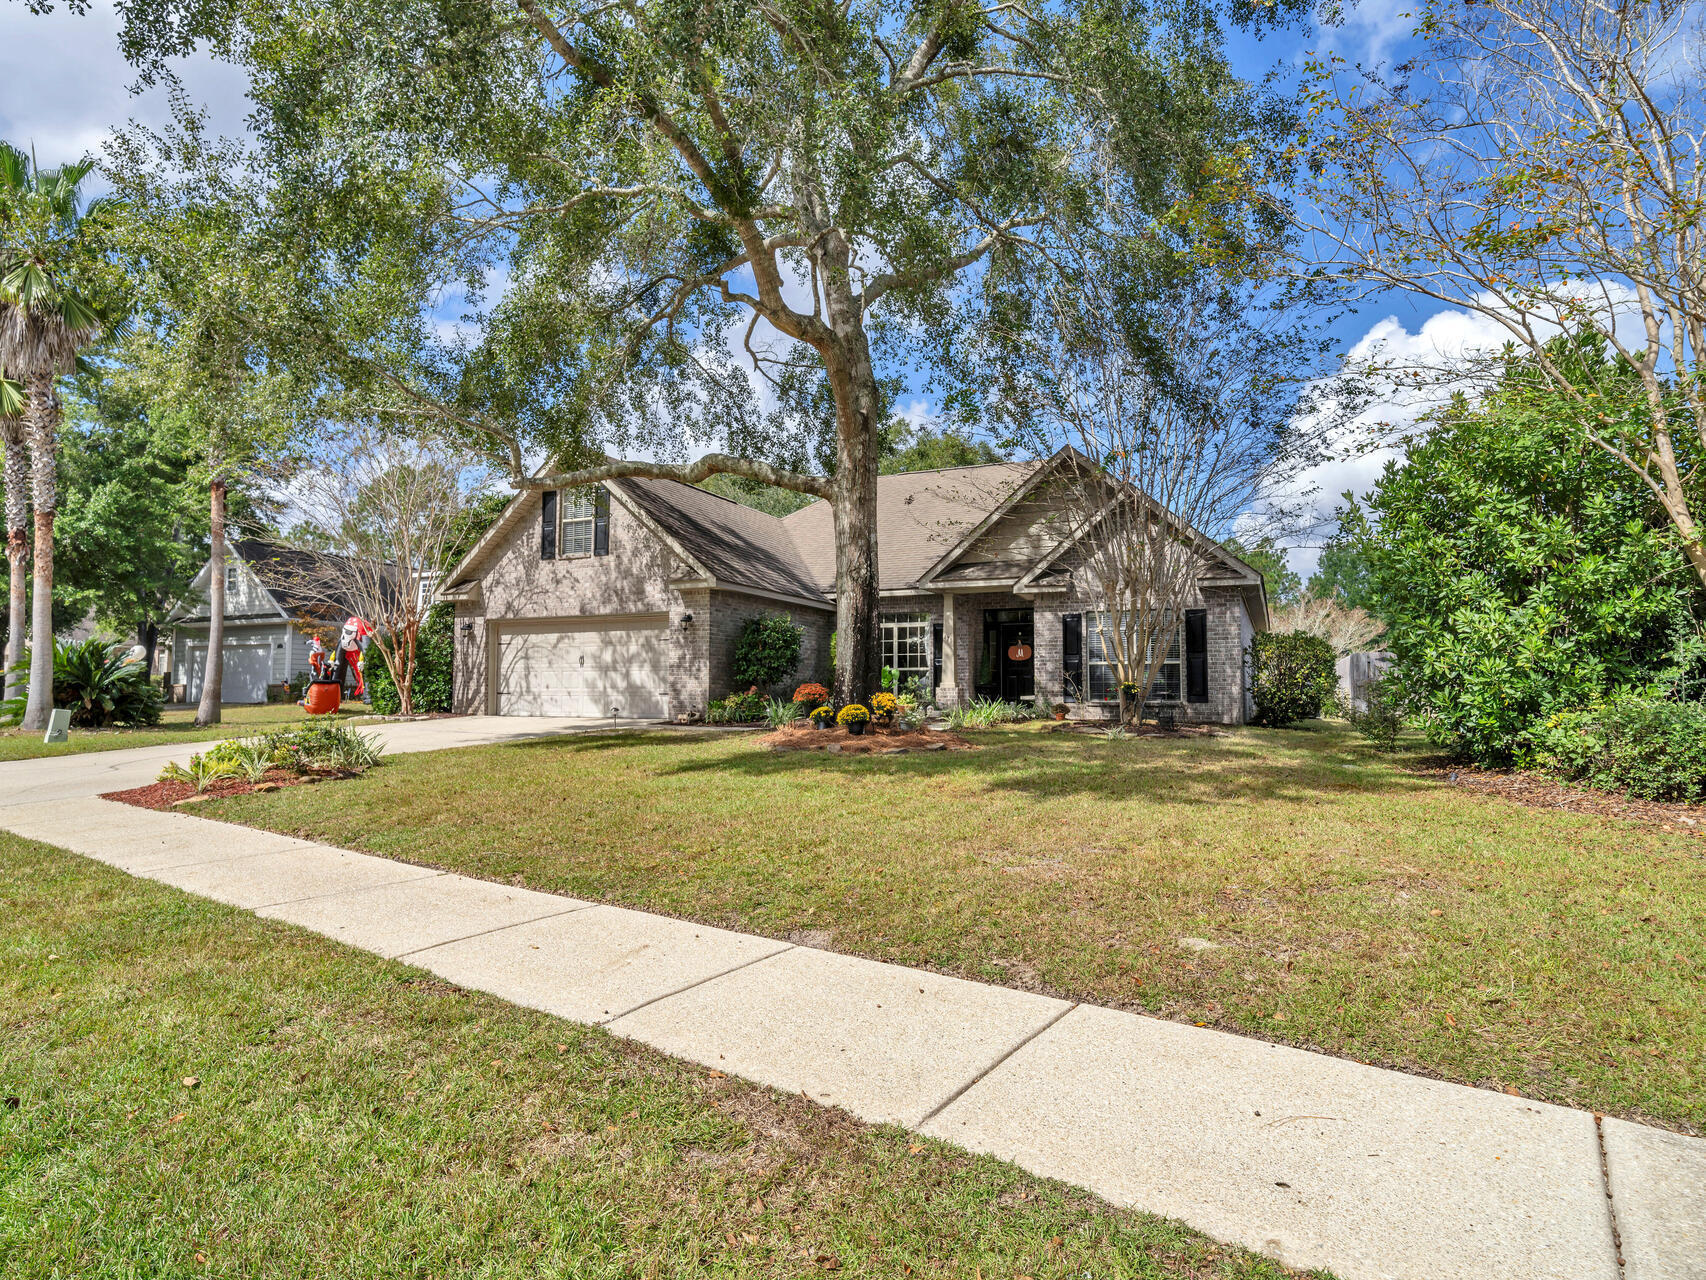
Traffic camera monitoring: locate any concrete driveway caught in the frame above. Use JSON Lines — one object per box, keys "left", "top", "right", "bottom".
{"left": 0, "top": 715, "right": 664, "bottom": 808}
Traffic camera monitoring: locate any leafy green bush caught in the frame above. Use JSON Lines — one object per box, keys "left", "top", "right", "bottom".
{"left": 1359, "top": 339, "right": 1702, "bottom": 763}
{"left": 730, "top": 613, "right": 802, "bottom": 691}
{"left": 1342, "top": 672, "right": 1404, "bottom": 751}
{"left": 366, "top": 604, "right": 456, "bottom": 715}
{"left": 1248, "top": 631, "right": 1337, "bottom": 727}
{"left": 259, "top": 723, "right": 386, "bottom": 773}
{"left": 705, "top": 688, "right": 767, "bottom": 724}
{"left": 2, "top": 638, "right": 164, "bottom": 728}
{"left": 1523, "top": 695, "right": 1706, "bottom": 800}
{"left": 159, "top": 752, "right": 241, "bottom": 792}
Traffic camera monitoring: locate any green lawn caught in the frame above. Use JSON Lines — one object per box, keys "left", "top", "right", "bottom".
{"left": 0, "top": 703, "right": 369, "bottom": 761}
{"left": 204, "top": 722, "right": 1706, "bottom": 1133}
{"left": 0, "top": 833, "right": 1316, "bottom": 1280}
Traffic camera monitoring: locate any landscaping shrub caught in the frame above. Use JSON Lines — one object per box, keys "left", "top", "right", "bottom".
{"left": 705, "top": 688, "right": 766, "bottom": 724}
{"left": 791, "top": 682, "right": 829, "bottom": 708}
{"left": 762, "top": 696, "right": 801, "bottom": 729}
{"left": 2, "top": 638, "right": 164, "bottom": 728}
{"left": 1248, "top": 631, "right": 1337, "bottom": 727}
{"left": 366, "top": 604, "right": 455, "bottom": 715}
{"left": 945, "top": 697, "right": 1034, "bottom": 730}
{"left": 1523, "top": 695, "right": 1706, "bottom": 800}
{"left": 1359, "top": 338, "right": 1702, "bottom": 763}
{"left": 730, "top": 613, "right": 803, "bottom": 690}
{"left": 1342, "top": 671, "right": 1404, "bottom": 751}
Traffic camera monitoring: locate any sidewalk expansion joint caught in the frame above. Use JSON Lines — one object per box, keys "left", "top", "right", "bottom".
{"left": 391, "top": 903, "right": 598, "bottom": 960}
{"left": 916, "top": 1000, "right": 1081, "bottom": 1126}
{"left": 252, "top": 870, "right": 445, "bottom": 912}
{"left": 1595, "top": 1112, "right": 1627, "bottom": 1277}
{"left": 599, "top": 943, "right": 797, "bottom": 1027}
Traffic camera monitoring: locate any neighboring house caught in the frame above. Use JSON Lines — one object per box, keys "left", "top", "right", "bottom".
{"left": 441, "top": 450, "right": 1271, "bottom": 723}
{"left": 162, "top": 539, "right": 358, "bottom": 704}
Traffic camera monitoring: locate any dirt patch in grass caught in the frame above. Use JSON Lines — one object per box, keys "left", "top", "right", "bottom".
{"left": 1418, "top": 763, "right": 1706, "bottom": 838}
{"left": 757, "top": 724, "right": 975, "bottom": 753}
{"left": 103, "top": 769, "right": 348, "bottom": 810}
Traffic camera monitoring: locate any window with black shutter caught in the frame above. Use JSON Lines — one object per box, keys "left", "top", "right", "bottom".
{"left": 593, "top": 488, "right": 611, "bottom": 556}
{"left": 1185, "top": 608, "right": 1209, "bottom": 703}
{"left": 540, "top": 490, "right": 558, "bottom": 560}
{"left": 931, "top": 621, "right": 943, "bottom": 691}
{"left": 1062, "top": 613, "right": 1083, "bottom": 700}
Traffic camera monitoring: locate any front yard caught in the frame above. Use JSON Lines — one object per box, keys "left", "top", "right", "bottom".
{"left": 0, "top": 703, "right": 368, "bottom": 762}
{"left": 203, "top": 722, "right": 1706, "bottom": 1133}
{"left": 1, "top": 832, "right": 1313, "bottom": 1279}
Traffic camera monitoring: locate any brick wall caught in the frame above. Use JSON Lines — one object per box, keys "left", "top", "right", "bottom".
{"left": 704, "top": 590, "right": 834, "bottom": 703}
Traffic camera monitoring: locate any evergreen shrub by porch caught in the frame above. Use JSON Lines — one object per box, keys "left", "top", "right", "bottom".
{"left": 1523, "top": 695, "right": 1706, "bottom": 800}
{"left": 730, "top": 613, "right": 802, "bottom": 691}
{"left": 1249, "top": 631, "right": 1337, "bottom": 727}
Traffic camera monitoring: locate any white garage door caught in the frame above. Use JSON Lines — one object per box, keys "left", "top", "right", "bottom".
{"left": 496, "top": 616, "right": 668, "bottom": 719}
{"left": 185, "top": 642, "right": 272, "bottom": 704}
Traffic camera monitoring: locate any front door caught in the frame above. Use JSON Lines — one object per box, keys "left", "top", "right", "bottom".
{"left": 996, "top": 616, "right": 1034, "bottom": 701}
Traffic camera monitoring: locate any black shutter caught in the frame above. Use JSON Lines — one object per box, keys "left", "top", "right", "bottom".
{"left": 592, "top": 487, "right": 610, "bottom": 556}
{"left": 1062, "top": 613, "right": 1083, "bottom": 700}
{"left": 931, "top": 621, "right": 943, "bottom": 691}
{"left": 1185, "top": 608, "right": 1209, "bottom": 703}
{"left": 540, "top": 490, "right": 558, "bottom": 560}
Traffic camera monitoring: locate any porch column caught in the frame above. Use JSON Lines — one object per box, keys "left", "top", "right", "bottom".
{"left": 936, "top": 592, "right": 959, "bottom": 707}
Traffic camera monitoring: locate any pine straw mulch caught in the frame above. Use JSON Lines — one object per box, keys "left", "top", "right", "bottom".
{"left": 1412, "top": 761, "right": 1706, "bottom": 837}
{"left": 757, "top": 723, "right": 976, "bottom": 754}
{"left": 104, "top": 769, "right": 352, "bottom": 811}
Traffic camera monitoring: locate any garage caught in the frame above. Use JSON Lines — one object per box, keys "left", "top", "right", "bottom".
{"left": 184, "top": 640, "right": 274, "bottom": 704}
{"left": 494, "top": 615, "right": 669, "bottom": 719}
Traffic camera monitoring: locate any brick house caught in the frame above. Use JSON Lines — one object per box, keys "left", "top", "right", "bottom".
{"left": 438, "top": 451, "right": 1270, "bottom": 722}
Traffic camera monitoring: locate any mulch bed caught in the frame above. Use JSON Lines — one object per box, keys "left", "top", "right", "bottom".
{"left": 1415, "top": 762, "right": 1706, "bottom": 836}
{"left": 758, "top": 724, "right": 976, "bottom": 754}
{"left": 104, "top": 769, "right": 346, "bottom": 811}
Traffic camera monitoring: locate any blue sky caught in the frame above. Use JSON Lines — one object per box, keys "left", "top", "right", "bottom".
{"left": 0, "top": 0, "right": 1482, "bottom": 576}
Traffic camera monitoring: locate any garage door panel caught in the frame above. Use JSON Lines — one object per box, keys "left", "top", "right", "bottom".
{"left": 186, "top": 643, "right": 271, "bottom": 704}
{"left": 496, "top": 617, "right": 667, "bottom": 719}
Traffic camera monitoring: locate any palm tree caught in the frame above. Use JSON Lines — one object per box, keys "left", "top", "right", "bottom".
{"left": 0, "top": 143, "right": 123, "bottom": 730}
{"left": 0, "top": 366, "right": 26, "bottom": 703}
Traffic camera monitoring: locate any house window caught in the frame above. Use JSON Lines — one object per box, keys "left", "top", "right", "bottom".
{"left": 880, "top": 612, "right": 932, "bottom": 689}
{"left": 224, "top": 564, "right": 238, "bottom": 593}
{"left": 1085, "top": 611, "right": 1181, "bottom": 702}
{"left": 558, "top": 488, "right": 599, "bottom": 557}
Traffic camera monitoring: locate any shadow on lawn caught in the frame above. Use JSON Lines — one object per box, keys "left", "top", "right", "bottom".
{"left": 608, "top": 724, "right": 1448, "bottom": 809}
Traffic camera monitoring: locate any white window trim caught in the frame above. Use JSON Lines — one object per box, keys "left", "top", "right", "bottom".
{"left": 880, "top": 611, "right": 932, "bottom": 686}
{"left": 558, "top": 487, "right": 600, "bottom": 558}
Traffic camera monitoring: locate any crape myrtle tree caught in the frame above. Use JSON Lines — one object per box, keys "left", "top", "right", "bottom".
{"left": 87, "top": 0, "right": 1305, "bottom": 702}
{"left": 966, "top": 214, "right": 1331, "bottom": 722}
{"left": 1299, "top": 0, "right": 1706, "bottom": 588}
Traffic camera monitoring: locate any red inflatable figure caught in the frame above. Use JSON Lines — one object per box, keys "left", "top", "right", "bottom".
{"left": 336, "top": 617, "right": 375, "bottom": 698}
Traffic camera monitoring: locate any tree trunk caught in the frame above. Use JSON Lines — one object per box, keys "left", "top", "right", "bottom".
{"left": 821, "top": 314, "right": 883, "bottom": 705}
{"left": 21, "top": 370, "right": 59, "bottom": 732}
{"left": 137, "top": 618, "right": 159, "bottom": 682}
{"left": 3, "top": 426, "right": 27, "bottom": 704}
{"left": 196, "top": 479, "right": 228, "bottom": 727}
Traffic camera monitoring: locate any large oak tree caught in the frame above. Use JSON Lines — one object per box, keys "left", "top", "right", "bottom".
{"left": 91, "top": 0, "right": 1297, "bottom": 698}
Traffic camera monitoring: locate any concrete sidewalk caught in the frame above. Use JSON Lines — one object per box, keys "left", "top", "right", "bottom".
{"left": 2, "top": 786, "right": 1701, "bottom": 1278}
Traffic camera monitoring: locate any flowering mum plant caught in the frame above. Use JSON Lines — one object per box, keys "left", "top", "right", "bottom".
{"left": 809, "top": 704, "right": 835, "bottom": 722}
{"left": 870, "top": 691, "right": 898, "bottom": 717}
{"left": 836, "top": 704, "right": 871, "bottom": 726}
{"left": 792, "top": 682, "right": 830, "bottom": 706}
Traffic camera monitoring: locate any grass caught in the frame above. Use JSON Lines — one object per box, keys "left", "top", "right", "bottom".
{"left": 0, "top": 833, "right": 1318, "bottom": 1280}
{"left": 204, "top": 721, "right": 1706, "bottom": 1133}
{"left": 0, "top": 703, "right": 369, "bottom": 761}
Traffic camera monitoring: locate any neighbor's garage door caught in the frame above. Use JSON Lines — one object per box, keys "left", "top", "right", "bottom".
{"left": 185, "top": 642, "right": 272, "bottom": 705}
{"left": 495, "top": 615, "right": 669, "bottom": 719}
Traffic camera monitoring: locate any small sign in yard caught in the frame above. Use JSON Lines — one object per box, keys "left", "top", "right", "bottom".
{"left": 43, "top": 709, "right": 71, "bottom": 744}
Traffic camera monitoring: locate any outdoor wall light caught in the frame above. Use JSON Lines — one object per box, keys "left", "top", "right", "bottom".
{"left": 459, "top": 621, "right": 474, "bottom": 635}
{"left": 680, "top": 612, "right": 695, "bottom": 626}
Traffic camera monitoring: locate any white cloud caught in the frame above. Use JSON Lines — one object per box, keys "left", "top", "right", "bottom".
{"left": 0, "top": 0, "right": 251, "bottom": 171}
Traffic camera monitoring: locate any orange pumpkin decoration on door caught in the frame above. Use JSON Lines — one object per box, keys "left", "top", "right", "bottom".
{"left": 1006, "top": 642, "right": 1033, "bottom": 661}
